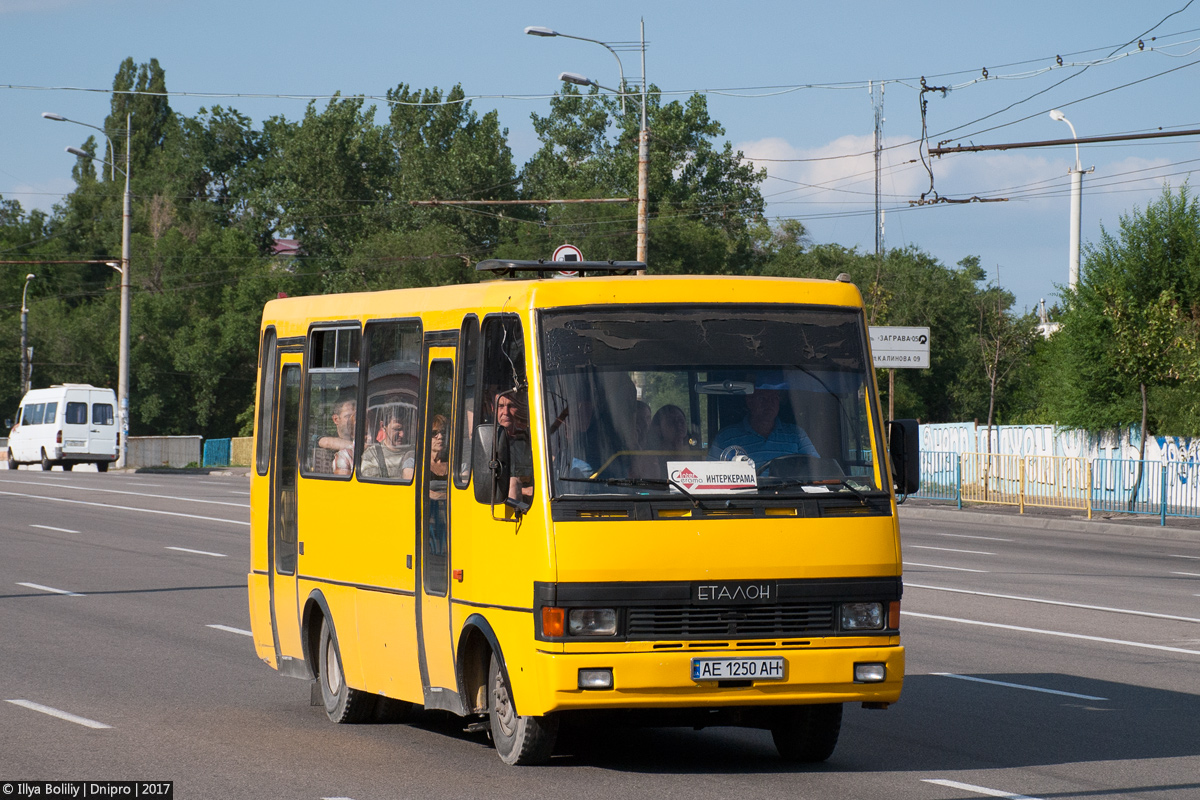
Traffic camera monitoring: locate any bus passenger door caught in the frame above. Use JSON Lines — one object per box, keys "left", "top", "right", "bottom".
{"left": 269, "top": 360, "right": 304, "bottom": 670}
{"left": 418, "top": 349, "right": 457, "bottom": 703}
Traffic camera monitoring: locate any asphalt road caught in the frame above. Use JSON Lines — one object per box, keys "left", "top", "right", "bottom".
{"left": 2, "top": 470, "right": 1199, "bottom": 799}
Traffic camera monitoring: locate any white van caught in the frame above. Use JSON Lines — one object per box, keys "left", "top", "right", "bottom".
{"left": 6, "top": 384, "right": 119, "bottom": 472}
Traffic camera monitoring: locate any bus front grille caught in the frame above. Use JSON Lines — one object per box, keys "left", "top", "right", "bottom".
{"left": 626, "top": 603, "right": 835, "bottom": 640}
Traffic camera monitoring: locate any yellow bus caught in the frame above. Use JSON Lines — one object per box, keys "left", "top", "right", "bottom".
{"left": 247, "top": 260, "right": 918, "bottom": 765}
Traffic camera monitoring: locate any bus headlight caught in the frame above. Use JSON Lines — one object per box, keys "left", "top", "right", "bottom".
{"left": 840, "top": 602, "right": 884, "bottom": 631}
{"left": 568, "top": 608, "right": 617, "bottom": 636}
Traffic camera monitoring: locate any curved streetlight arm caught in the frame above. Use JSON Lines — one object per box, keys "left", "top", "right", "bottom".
{"left": 66, "top": 146, "right": 127, "bottom": 178}
{"left": 44, "top": 112, "right": 117, "bottom": 181}
{"left": 528, "top": 25, "right": 626, "bottom": 113}
{"left": 1048, "top": 109, "right": 1080, "bottom": 170}
{"left": 21, "top": 274, "right": 36, "bottom": 313}
{"left": 558, "top": 72, "right": 622, "bottom": 97}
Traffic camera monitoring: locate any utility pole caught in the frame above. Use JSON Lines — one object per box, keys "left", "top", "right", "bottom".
{"left": 636, "top": 17, "right": 649, "bottom": 268}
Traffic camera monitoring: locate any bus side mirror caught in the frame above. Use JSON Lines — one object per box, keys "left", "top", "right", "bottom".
{"left": 472, "top": 423, "right": 511, "bottom": 506}
{"left": 888, "top": 419, "right": 920, "bottom": 495}
{"left": 4, "top": 419, "right": 11, "bottom": 430}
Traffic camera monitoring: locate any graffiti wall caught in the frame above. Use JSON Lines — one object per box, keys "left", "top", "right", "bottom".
{"left": 919, "top": 422, "right": 1179, "bottom": 462}
{"left": 918, "top": 422, "right": 1200, "bottom": 512}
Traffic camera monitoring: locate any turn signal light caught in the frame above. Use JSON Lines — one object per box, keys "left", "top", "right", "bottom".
{"left": 888, "top": 600, "right": 901, "bottom": 629}
{"left": 542, "top": 606, "right": 565, "bottom": 637}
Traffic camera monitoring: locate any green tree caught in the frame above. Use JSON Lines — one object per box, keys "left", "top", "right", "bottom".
{"left": 1044, "top": 185, "right": 1200, "bottom": 441}
{"left": 517, "top": 83, "right": 766, "bottom": 269}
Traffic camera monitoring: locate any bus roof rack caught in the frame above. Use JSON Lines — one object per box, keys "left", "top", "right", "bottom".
{"left": 476, "top": 259, "right": 645, "bottom": 277}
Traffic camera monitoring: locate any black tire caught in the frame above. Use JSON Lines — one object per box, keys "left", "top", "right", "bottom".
{"left": 6, "top": 450, "right": 15, "bottom": 470}
{"left": 62, "top": 462, "right": 73, "bottom": 472}
{"left": 41, "top": 451, "right": 52, "bottom": 471}
{"left": 771, "top": 703, "right": 843, "bottom": 763}
{"left": 96, "top": 461, "right": 109, "bottom": 473}
{"left": 317, "top": 616, "right": 377, "bottom": 723}
{"left": 488, "top": 651, "right": 558, "bottom": 765}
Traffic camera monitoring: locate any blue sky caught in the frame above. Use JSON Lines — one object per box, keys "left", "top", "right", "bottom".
{"left": 2, "top": 0, "right": 1198, "bottom": 314}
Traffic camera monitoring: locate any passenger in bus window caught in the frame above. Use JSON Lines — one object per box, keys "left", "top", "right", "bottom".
{"left": 428, "top": 414, "right": 449, "bottom": 495}
{"left": 324, "top": 396, "right": 357, "bottom": 475}
{"left": 360, "top": 408, "right": 415, "bottom": 481}
{"left": 495, "top": 392, "right": 533, "bottom": 502}
{"left": 708, "top": 383, "right": 818, "bottom": 463}
{"left": 428, "top": 414, "right": 449, "bottom": 554}
{"left": 649, "top": 404, "right": 692, "bottom": 453}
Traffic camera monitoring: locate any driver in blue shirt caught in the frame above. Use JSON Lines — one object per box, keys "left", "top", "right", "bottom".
{"left": 708, "top": 376, "right": 818, "bottom": 463}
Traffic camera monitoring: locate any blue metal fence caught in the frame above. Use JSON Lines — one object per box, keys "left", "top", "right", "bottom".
{"left": 913, "top": 451, "right": 1200, "bottom": 525}
{"left": 202, "top": 438, "right": 231, "bottom": 468}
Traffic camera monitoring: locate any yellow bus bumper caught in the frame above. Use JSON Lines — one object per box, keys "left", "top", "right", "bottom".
{"left": 532, "top": 644, "right": 904, "bottom": 712}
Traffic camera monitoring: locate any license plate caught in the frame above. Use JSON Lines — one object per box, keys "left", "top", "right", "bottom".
{"left": 692, "top": 657, "right": 785, "bottom": 682}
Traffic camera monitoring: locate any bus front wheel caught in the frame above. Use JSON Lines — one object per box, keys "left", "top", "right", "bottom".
{"left": 771, "top": 703, "right": 843, "bottom": 763}
{"left": 317, "top": 617, "right": 376, "bottom": 724}
{"left": 487, "top": 652, "right": 557, "bottom": 765}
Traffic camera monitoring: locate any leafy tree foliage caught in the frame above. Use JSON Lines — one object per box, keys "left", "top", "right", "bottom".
{"left": 1042, "top": 186, "right": 1200, "bottom": 440}
{"left": 11, "top": 56, "right": 1173, "bottom": 444}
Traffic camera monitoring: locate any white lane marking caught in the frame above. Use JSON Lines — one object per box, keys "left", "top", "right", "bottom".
{"left": 933, "top": 533, "right": 1012, "bottom": 542}
{"left": 230, "top": 491, "right": 251, "bottom": 496}
{"left": 1171, "top": 572, "right": 1200, "bottom": 577}
{"left": 910, "top": 545, "right": 996, "bottom": 555}
{"left": 1170, "top": 554, "right": 1200, "bottom": 559}
{"left": 30, "top": 524, "right": 80, "bottom": 534}
{"left": 908, "top": 583, "right": 1200, "bottom": 624}
{"left": 6, "top": 699, "right": 111, "bottom": 729}
{"left": 166, "top": 546, "right": 227, "bottom": 558}
{"left": 18, "top": 582, "right": 83, "bottom": 597}
{"left": 903, "top": 561, "right": 988, "bottom": 573}
{"left": 125, "top": 482, "right": 163, "bottom": 487}
{"left": 933, "top": 672, "right": 1107, "bottom": 700}
{"left": 0, "top": 490, "right": 248, "bottom": 526}
{"left": 903, "top": 611, "right": 1200, "bottom": 656}
{"left": 0, "top": 477, "right": 249, "bottom": 508}
{"left": 207, "top": 624, "right": 253, "bottom": 636}
{"left": 922, "top": 779, "right": 1042, "bottom": 800}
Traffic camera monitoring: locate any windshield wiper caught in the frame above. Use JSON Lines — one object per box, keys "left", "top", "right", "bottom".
{"left": 558, "top": 475, "right": 706, "bottom": 508}
{"left": 758, "top": 477, "right": 878, "bottom": 507}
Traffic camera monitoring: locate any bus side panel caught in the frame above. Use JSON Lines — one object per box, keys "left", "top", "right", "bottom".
{"left": 247, "top": 571, "right": 276, "bottom": 667}
{"left": 356, "top": 592, "right": 421, "bottom": 701}
{"left": 299, "top": 477, "right": 418, "bottom": 697}
{"left": 449, "top": 495, "right": 554, "bottom": 620}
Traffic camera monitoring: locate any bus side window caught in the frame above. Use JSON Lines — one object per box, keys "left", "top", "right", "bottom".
{"left": 302, "top": 326, "right": 362, "bottom": 477}
{"left": 476, "top": 315, "right": 533, "bottom": 505}
{"left": 455, "top": 316, "right": 478, "bottom": 490}
{"left": 359, "top": 320, "right": 421, "bottom": 484}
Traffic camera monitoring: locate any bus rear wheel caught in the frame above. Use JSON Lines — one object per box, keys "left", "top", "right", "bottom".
{"left": 97, "top": 461, "right": 109, "bottom": 473}
{"left": 317, "top": 617, "right": 376, "bottom": 723}
{"left": 41, "top": 451, "right": 52, "bottom": 471}
{"left": 771, "top": 703, "right": 843, "bottom": 763}
{"left": 487, "top": 652, "right": 557, "bottom": 765}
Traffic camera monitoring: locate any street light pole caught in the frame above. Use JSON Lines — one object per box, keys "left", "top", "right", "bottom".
{"left": 60, "top": 112, "right": 132, "bottom": 469}
{"left": 20, "top": 273, "right": 35, "bottom": 395}
{"left": 1049, "top": 109, "right": 1092, "bottom": 290}
{"left": 527, "top": 21, "right": 649, "bottom": 268}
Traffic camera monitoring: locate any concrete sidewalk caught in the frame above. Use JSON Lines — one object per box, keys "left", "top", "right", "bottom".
{"left": 899, "top": 498, "right": 1200, "bottom": 541}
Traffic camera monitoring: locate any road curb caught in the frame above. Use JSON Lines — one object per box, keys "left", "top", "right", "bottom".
{"left": 897, "top": 503, "right": 1200, "bottom": 541}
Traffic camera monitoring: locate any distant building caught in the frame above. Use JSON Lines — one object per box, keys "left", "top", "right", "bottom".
{"left": 272, "top": 238, "right": 301, "bottom": 257}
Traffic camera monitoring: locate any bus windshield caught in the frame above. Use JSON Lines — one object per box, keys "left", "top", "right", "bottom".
{"left": 539, "top": 304, "right": 885, "bottom": 500}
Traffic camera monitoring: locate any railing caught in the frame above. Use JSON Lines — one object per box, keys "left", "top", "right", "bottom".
{"left": 914, "top": 452, "right": 1200, "bottom": 525}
